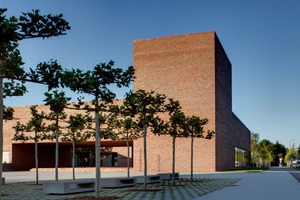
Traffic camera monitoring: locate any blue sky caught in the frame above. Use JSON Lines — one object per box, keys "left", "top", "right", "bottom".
{"left": 2, "top": 0, "right": 300, "bottom": 148}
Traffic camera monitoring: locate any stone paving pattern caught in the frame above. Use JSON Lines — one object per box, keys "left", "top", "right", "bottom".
{"left": 1, "top": 178, "right": 240, "bottom": 200}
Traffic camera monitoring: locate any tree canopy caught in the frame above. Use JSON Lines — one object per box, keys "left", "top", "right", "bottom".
{"left": 62, "top": 61, "right": 134, "bottom": 198}
{"left": 285, "top": 145, "right": 297, "bottom": 163}
{"left": 123, "top": 90, "right": 166, "bottom": 190}
{"left": 0, "top": 8, "right": 70, "bottom": 193}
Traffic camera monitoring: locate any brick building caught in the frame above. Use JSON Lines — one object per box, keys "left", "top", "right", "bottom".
{"left": 4, "top": 31, "right": 250, "bottom": 172}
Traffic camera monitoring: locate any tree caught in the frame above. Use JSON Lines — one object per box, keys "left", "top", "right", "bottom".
{"left": 273, "top": 141, "right": 286, "bottom": 166}
{"left": 62, "top": 113, "right": 92, "bottom": 180}
{"left": 123, "top": 90, "right": 166, "bottom": 190}
{"left": 12, "top": 105, "right": 47, "bottom": 184}
{"left": 162, "top": 99, "right": 188, "bottom": 185}
{"left": 62, "top": 61, "right": 134, "bottom": 197}
{"left": 115, "top": 117, "right": 142, "bottom": 177}
{"left": 251, "top": 132, "right": 260, "bottom": 165}
{"left": 297, "top": 145, "right": 300, "bottom": 160}
{"left": 0, "top": 8, "right": 70, "bottom": 192}
{"left": 285, "top": 145, "right": 297, "bottom": 163}
{"left": 258, "top": 144, "right": 273, "bottom": 167}
{"left": 3, "top": 106, "right": 14, "bottom": 121}
{"left": 44, "top": 90, "right": 70, "bottom": 181}
{"left": 258, "top": 139, "right": 276, "bottom": 166}
{"left": 185, "top": 116, "right": 214, "bottom": 180}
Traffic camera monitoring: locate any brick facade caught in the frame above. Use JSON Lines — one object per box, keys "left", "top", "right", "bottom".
{"left": 133, "top": 31, "right": 250, "bottom": 172}
{"left": 3, "top": 31, "right": 250, "bottom": 172}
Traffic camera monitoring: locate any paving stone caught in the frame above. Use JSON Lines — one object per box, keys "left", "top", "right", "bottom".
{"left": 0, "top": 178, "right": 240, "bottom": 200}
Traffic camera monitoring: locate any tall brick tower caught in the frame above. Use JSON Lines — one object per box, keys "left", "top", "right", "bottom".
{"left": 133, "top": 31, "right": 250, "bottom": 171}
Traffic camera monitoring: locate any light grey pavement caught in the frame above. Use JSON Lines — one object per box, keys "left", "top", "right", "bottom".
{"left": 3, "top": 167, "right": 300, "bottom": 199}
{"left": 192, "top": 167, "right": 300, "bottom": 200}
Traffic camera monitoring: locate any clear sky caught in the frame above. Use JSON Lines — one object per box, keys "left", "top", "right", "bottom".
{"left": 2, "top": 0, "right": 300, "bottom": 148}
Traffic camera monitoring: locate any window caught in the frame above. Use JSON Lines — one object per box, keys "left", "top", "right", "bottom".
{"left": 235, "top": 147, "right": 250, "bottom": 167}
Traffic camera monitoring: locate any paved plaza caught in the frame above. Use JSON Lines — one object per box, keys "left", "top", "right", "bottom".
{"left": 1, "top": 167, "right": 300, "bottom": 199}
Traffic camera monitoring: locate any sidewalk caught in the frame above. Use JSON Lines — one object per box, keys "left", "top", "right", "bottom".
{"left": 2, "top": 167, "right": 300, "bottom": 199}
{"left": 192, "top": 167, "right": 300, "bottom": 200}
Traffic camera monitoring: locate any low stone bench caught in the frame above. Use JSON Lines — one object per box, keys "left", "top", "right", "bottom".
{"left": 43, "top": 179, "right": 95, "bottom": 194}
{"left": 135, "top": 175, "right": 161, "bottom": 184}
{"left": 100, "top": 177, "right": 136, "bottom": 188}
{"left": 157, "top": 173, "right": 179, "bottom": 181}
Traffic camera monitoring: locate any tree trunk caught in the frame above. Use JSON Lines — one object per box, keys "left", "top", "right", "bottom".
{"left": 35, "top": 131, "right": 39, "bottom": 184}
{"left": 72, "top": 140, "right": 75, "bottom": 180}
{"left": 55, "top": 115, "right": 59, "bottom": 181}
{"left": 95, "top": 98, "right": 100, "bottom": 198}
{"left": 172, "top": 135, "right": 176, "bottom": 185}
{"left": 191, "top": 133, "right": 194, "bottom": 180}
{"left": 126, "top": 131, "right": 130, "bottom": 177}
{"left": 0, "top": 58, "right": 4, "bottom": 193}
{"left": 143, "top": 124, "right": 147, "bottom": 190}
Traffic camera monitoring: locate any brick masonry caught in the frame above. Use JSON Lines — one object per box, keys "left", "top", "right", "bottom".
{"left": 3, "top": 31, "right": 250, "bottom": 172}
{"left": 133, "top": 31, "right": 250, "bottom": 172}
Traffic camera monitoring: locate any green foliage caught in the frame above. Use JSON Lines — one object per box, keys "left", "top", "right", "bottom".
{"left": 186, "top": 116, "right": 214, "bottom": 139}
{"left": 258, "top": 144, "right": 273, "bottom": 163}
{"left": 43, "top": 90, "right": 70, "bottom": 138}
{"left": 258, "top": 139, "right": 273, "bottom": 151}
{"left": 3, "top": 106, "right": 14, "bottom": 121}
{"left": 220, "top": 167, "right": 268, "bottom": 173}
{"left": 273, "top": 141, "right": 286, "bottom": 165}
{"left": 61, "top": 113, "right": 92, "bottom": 143}
{"left": 0, "top": 8, "right": 20, "bottom": 52}
{"left": 44, "top": 124, "right": 60, "bottom": 140}
{"left": 163, "top": 99, "right": 187, "bottom": 138}
{"left": 44, "top": 90, "right": 71, "bottom": 115}
{"left": 26, "top": 60, "right": 64, "bottom": 90}
{"left": 0, "top": 8, "right": 70, "bottom": 96}
{"left": 3, "top": 49, "right": 25, "bottom": 79}
{"left": 251, "top": 133, "right": 259, "bottom": 151}
{"left": 255, "top": 138, "right": 286, "bottom": 165}
{"left": 123, "top": 89, "right": 167, "bottom": 189}
{"left": 28, "top": 105, "right": 47, "bottom": 134}
{"left": 18, "top": 9, "right": 70, "bottom": 39}
{"left": 251, "top": 133, "right": 260, "bottom": 162}
{"left": 92, "top": 112, "right": 119, "bottom": 140}
{"left": 1, "top": 6, "right": 70, "bottom": 189}
{"left": 123, "top": 90, "right": 166, "bottom": 130}
{"left": 255, "top": 139, "right": 274, "bottom": 164}
{"left": 62, "top": 60, "right": 133, "bottom": 197}
{"left": 115, "top": 117, "right": 143, "bottom": 141}
{"left": 63, "top": 61, "right": 134, "bottom": 106}
{"left": 12, "top": 121, "right": 29, "bottom": 142}
{"left": 12, "top": 105, "right": 47, "bottom": 142}
{"left": 3, "top": 80, "right": 27, "bottom": 97}
{"left": 285, "top": 145, "right": 297, "bottom": 163}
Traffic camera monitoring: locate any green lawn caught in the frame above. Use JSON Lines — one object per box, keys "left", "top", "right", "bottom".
{"left": 218, "top": 167, "right": 269, "bottom": 173}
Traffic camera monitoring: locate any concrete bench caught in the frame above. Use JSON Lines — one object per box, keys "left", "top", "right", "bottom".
{"left": 100, "top": 177, "right": 136, "bottom": 188}
{"left": 157, "top": 173, "right": 179, "bottom": 181}
{"left": 135, "top": 175, "right": 161, "bottom": 184}
{"left": 43, "top": 179, "right": 95, "bottom": 194}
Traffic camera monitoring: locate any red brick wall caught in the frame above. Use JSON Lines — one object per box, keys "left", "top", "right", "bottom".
{"left": 214, "top": 34, "right": 234, "bottom": 171}
{"left": 133, "top": 32, "right": 217, "bottom": 172}
{"left": 214, "top": 35, "right": 251, "bottom": 170}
